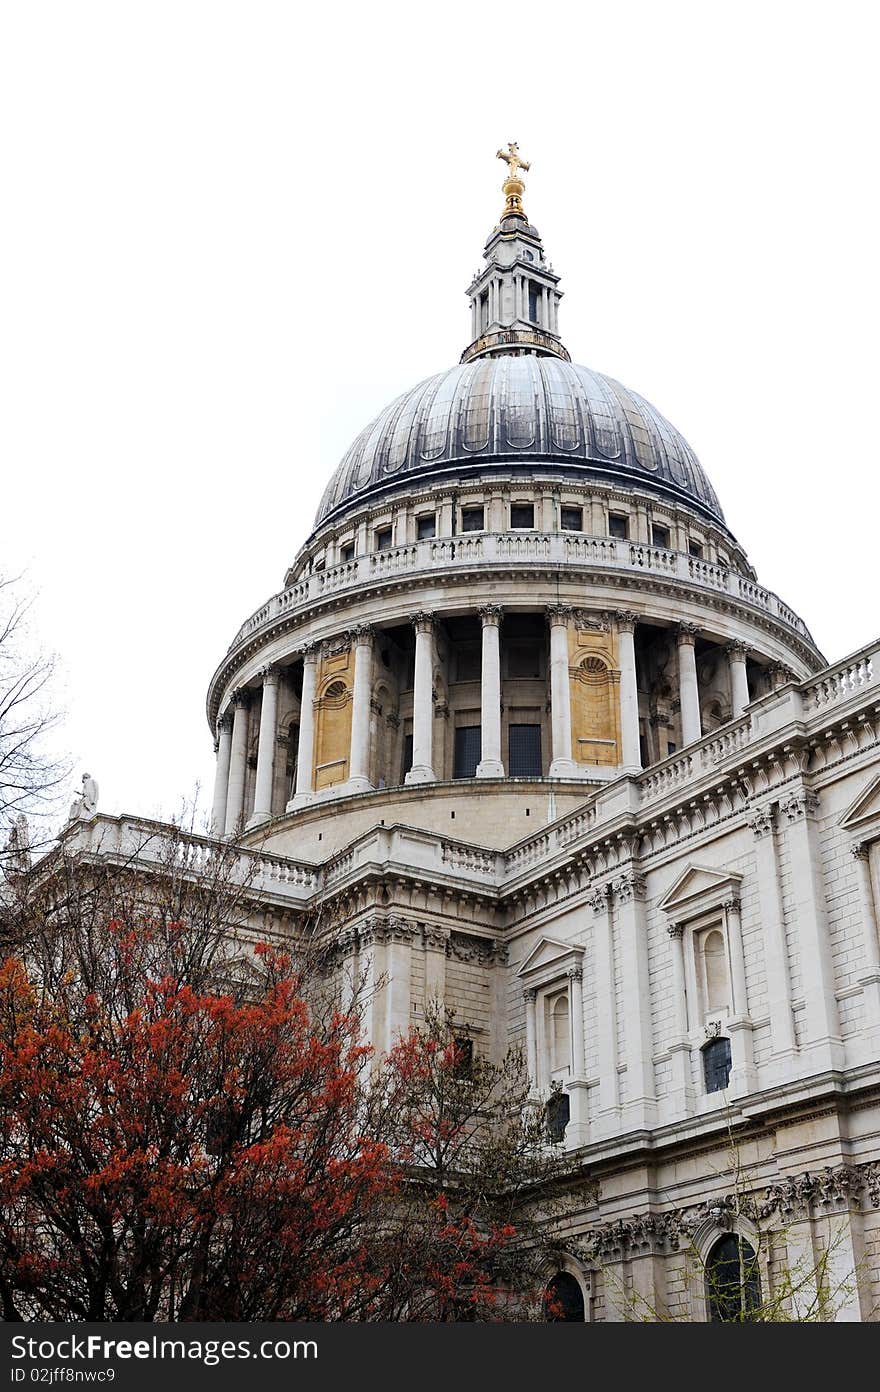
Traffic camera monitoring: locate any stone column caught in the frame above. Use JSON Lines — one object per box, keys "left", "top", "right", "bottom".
{"left": 748, "top": 803, "right": 797, "bottom": 1067}
{"left": 476, "top": 605, "right": 504, "bottom": 778}
{"left": 723, "top": 894, "right": 757, "bottom": 1094}
{"left": 726, "top": 640, "right": 750, "bottom": 717}
{"left": 781, "top": 788, "right": 843, "bottom": 1070}
{"left": 224, "top": 690, "right": 250, "bottom": 836}
{"left": 589, "top": 884, "right": 620, "bottom": 1128}
{"left": 666, "top": 924, "right": 694, "bottom": 1114}
{"left": 423, "top": 926, "right": 449, "bottom": 1006}
{"left": 210, "top": 712, "right": 233, "bottom": 834}
{"left": 677, "top": 623, "right": 702, "bottom": 745}
{"left": 617, "top": 611, "right": 642, "bottom": 770}
{"left": 566, "top": 965, "right": 589, "bottom": 1145}
{"left": 851, "top": 843, "right": 880, "bottom": 1049}
{"left": 247, "top": 666, "right": 281, "bottom": 828}
{"left": 348, "top": 625, "right": 375, "bottom": 793}
{"left": 385, "top": 919, "right": 414, "bottom": 1051}
{"left": 287, "top": 645, "right": 318, "bottom": 810}
{"left": 405, "top": 613, "right": 437, "bottom": 784}
{"left": 547, "top": 606, "right": 577, "bottom": 777}
{"left": 613, "top": 871, "right": 656, "bottom": 1128}
{"left": 523, "top": 988, "right": 539, "bottom": 1093}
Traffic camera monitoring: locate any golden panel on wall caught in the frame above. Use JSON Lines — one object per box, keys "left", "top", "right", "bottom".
{"left": 568, "top": 627, "right": 621, "bottom": 767}
{"left": 314, "top": 650, "right": 354, "bottom": 790}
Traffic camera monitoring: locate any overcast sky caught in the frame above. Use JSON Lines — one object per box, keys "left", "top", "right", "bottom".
{"left": 2, "top": 1, "right": 878, "bottom": 827}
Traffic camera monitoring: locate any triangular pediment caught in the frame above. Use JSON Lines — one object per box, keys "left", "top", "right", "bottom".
{"left": 839, "top": 774, "right": 880, "bottom": 838}
{"left": 658, "top": 863, "right": 742, "bottom": 917}
{"left": 517, "top": 936, "right": 584, "bottom": 979}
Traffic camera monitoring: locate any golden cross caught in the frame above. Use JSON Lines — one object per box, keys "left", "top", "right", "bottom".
{"left": 496, "top": 142, "right": 530, "bottom": 180}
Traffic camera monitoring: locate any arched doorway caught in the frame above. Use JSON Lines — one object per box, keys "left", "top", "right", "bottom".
{"left": 545, "top": 1270, "right": 585, "bottom": 1322}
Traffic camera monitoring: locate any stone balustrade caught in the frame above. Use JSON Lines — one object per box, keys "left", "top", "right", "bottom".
{"left": 227, "top": 531, "right": 816, "bottom": 652}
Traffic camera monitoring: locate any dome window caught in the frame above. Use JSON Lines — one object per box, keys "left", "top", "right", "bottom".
{"left": 560, "top": 506, "right": 583, "bottom": 532}
{"left": 510, "top": 502, "right": 534, "bottom": 529}
{"left": 702, "top": 1036, "right": 732, "bottom": 1094}
{"left": 608, "top": 513, "right": 628, "bottom": 540}
{"left": 416, "top": 513, "right": 436, "bottom": 540}
{"left": 689, "top": 539, "right": 704, "bottom": 559}
{"left": 340, "top": 542, "right": 355, "bottom": 563}
{"left": 461, "top": 506, "right": 485, "bottom": 533}
{"left": 375, "top": 526, "right": 393, "bottom": 552}
{"left": 652, "top": 524, "right": 670, "bottom": 549}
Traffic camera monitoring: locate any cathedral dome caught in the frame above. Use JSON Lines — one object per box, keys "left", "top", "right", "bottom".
{"left": 314, "top": 354, "right": 725, "bottom": 531}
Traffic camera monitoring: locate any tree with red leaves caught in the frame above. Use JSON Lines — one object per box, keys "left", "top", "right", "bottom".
{"left": 0, "top": 831, "right": 571, "bottom": 1321}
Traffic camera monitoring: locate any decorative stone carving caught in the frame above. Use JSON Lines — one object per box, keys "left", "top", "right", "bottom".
{"left": 447, "top": 932, "right": 498, "bottom": 964}
{"left": 676, "top": 622, "right": 699, "bottom": 646}
{"left": 546, "top": 604, "right": 574, "bottom": 625}
{"left": 422, "top": 925, "right": 450, "bottom": 952}
{"left": 588, "top": 884, "right": 610, "bottom": 915}
{"left": 666, "top": 922, "right": 685, "bottom": 939}
{"left": 781, "top": 789, "right": 820, "bottom": 823}
{"left": 478, "top": 604, "right": 503, "bottom": 626}
{"left": 725, "top": 640, "right": 749, "bottom": 658}
{"left": 412, "top": 611, "right": 435, "bottom": 635}
{"left": 68, "top": 772, "right": 99, "bottom": 822}
{"left": 748, "top": 804, "right": 775, "bottom": 839}
{"left": 611, "top": 871, "right": 646, "bottom": 904}
{"left": 614, "top": 610, "right": 638, "bottom": 634}
{"left": 5, "top": 814, "right": 31, "bottom": 873}
{"left": 230, "top": 688, "right": 250, "bottom": 709}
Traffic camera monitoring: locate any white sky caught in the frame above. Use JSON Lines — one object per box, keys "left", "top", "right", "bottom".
{"left": 2, "top": 1, "right": 878, "bottom": 825}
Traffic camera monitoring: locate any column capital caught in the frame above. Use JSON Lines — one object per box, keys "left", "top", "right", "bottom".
{"left": 676, "top": 622, "right": 699, "bottom": 647}
{"left": 230, "top": 687, "right": 251, "bottom": 709}
{"left": 412, "top": 611, "right": 435, "bottom": 635}
{"left": 566, "top": 965, "right": 584, "bottom": 983}
{"left": 725, "top": 639, "right": 749, "bottom": 659}
{"left": 588, "top": 884, "right": 610, "bottom": 915}
{"left": 612, "top": 871, "right": 647, "bottom": 904}
{"left": 615, "top": 610, "right": 639, "bottom": 634}
{"left": 546, "top": 603, "right": 574, "bottom": 626}
{"left": 350, "top": 623, "right": 375, "bottom": 646}
{"left": 217, "top": 710, "right": 234, "bottom": 734}
{"left": 721, "top": 894, "right": 742, "bottom": 914}
{"left": 667, "top": 922, "right": 685, "bottom": 939}
{"left": 781, "top": 789, "right": 820, "bottom": 823}
{"left": 523, "top": 986, "right": 538, "bottom": 1003}
{"left": 478, "top": 603, "right": 503, "bottom": 627}
{"left": 258, "top": 663, "right": 283, "bottom": 685}
{"left": 299, "top": 641, "right": 319, "bottom": 666}
{"left": 851, "top": 841, "right": 871, "bottom": 861}
{"left": 748, "top": 803, "right": 776, "bottom": 839}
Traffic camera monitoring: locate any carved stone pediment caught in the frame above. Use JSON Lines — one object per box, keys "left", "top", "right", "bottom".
{"left": 658, "top": 863, "right": 742, "bottom": 921}
{"left": 839, "top": 773, "right": 880, "bottom": 843}
{"left": 517, "top": 935, "right": 584, "bottom": 989}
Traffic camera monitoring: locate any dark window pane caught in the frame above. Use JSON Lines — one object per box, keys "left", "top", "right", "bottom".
{"left": 652, "top": 524, "right": 670, "bottom": 548}
{"left": 608, "top": 513, "right": 628, "bottom": 539}
{"left": 453, "top": 726, "right": 481, "bottom": 779}
{"left": 545, "top": 1090, "right": 570, "bottom": 1143}
{"left": 416, "top": 514, "right": 436, "bottom": 540}
{"left": 545, "top": 1271, "right": 584, "bottom": 1322}
{"left": 461, "top": 507, "right": 484, "bottom": 533}
{"left": 340, "top": 543, "right": 355, "bottom": 562}
{"left": 707, "top": 1235, "right": 762, "bottom": 1322}
{"left": 455, "top": 645, "right": 481, "bottom": 683}
{"left": 703, "top": 1036, "right": 732, "bottom": 1093}
{"left": 402, "top": 733, "right": 413, "bottom": 782}
{"left": 375, "top": 527, "right": 393, "bottom": 551}
{"left": 689, "top": 539, "right": 704, "bottom": 558}
{"left": 452, "top": 1037, "right": 474, "bottom": 1080}
{"left": 560, "top": 506, "right": 583, "bottom": 531}
{"left": 510, "top": 503, "right": 535, "bottom": 529}
{"left": 509, "top": 724, "right": 542, "bottom": 777}
{"left": 528, "top": 282, "right": 540, "bottom": 323}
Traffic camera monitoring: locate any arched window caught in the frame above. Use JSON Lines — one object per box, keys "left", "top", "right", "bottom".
{"left": 702, "top": 1036, "right": 732, "bottom": 1093}
{"left": 706, "top": 1234, "right": 762, "bottom": 1321}
{"left": 545, "top": 1271, "right": 584, "bottom": 1322}
{"left": 702, "top": 928, "right": 728, "bottom": 1011}
{"left": 550, "top": 993, "right": 571, "bottom": 1074}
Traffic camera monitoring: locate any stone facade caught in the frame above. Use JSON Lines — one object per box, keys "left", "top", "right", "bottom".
{"left": 65, "top": 161, "right": 880, "bottom": 1318}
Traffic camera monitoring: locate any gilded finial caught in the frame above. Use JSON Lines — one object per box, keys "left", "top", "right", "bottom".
{"left": 496, "top": 142, "right": 530, "bottom": 218}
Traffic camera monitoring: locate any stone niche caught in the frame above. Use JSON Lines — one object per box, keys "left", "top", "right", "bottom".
{"left": 568, "top": 626, "right": 621, "bottom": 768}
{"left": 313, "top": 648, "right": 354, "bottom": 790}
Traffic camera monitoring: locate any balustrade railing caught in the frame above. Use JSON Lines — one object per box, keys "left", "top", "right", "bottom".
{"left": 228, "top": 531, "right": 813, "bottom": 650}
